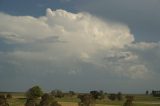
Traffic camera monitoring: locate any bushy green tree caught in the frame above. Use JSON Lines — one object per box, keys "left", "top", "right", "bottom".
{"left": 25, "top": 86, "right": 43, "bottom": 106}
{"left": 26, "top": 86, "right": 43, "bottom": 99}
{"left": 78, "top": 94, "right": 95, "bottom": 106}
{"left": 39, "top": 93, "right": 61, "bottom": 106}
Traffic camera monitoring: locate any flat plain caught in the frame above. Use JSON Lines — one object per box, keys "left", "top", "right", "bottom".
{"left": 3, "top": 93, "right": 160, "bottom": 106}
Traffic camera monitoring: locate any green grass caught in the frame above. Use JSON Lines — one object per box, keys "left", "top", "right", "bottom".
{"left": 133, "top": 94, "right": 160, "bottom": 102}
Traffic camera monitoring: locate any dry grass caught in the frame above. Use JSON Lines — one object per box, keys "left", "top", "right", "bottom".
{"left": 60, "top": 102, "right": 77, "bottom": 106}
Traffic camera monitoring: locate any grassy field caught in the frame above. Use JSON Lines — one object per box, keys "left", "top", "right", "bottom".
{"left": 2, "top": 93, "right": 160, "bottom": 106}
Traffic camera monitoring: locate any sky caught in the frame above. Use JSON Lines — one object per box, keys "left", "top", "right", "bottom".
{"left": 0, "top": 0, "right": 160, "bottom": 93}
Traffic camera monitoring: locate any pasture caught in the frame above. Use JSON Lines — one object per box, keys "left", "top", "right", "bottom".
{"left": 3, "top": 92, "right": 160, "bottom": 106}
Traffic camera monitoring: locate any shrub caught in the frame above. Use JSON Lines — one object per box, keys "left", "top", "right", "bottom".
{"left": 90, "top": 90, "right": 104, "bottom": 100}
{"left": 108, "top": 92, "right": 123, "bottom": 101}
{"left": 108, "top": 94, "right": 116, "bottom": 101}
{"left": 69, "top": 91, "right": 75, "bottom": 97}
{"left": 51, "top": 90, "right": 64, "bottom": 98}
{"left": 39, "top": 93, "right": 61, "bottom": 106}
{"left": 0, "top": 95, "right": 9, "bottom": 106}
{"left": 146, "top": 90, "right": 149, "bottom": 95}
{"left": 123, "top": 95, "right": 134, "bottom": 106}
{"left": 90, "top": 91, "right": 99, "bottom": 99}
{"left": 25, "top": 98, "right": 38, "bottom": 106}
{"left": 78, "top": 94, "right": 95, "bottom": 106}
{"left": 6, "top": 94, "right": 12, "bottom": 99}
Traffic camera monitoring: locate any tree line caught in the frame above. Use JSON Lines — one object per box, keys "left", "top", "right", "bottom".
{"left": 0, "top": 86, "right": 136, "bottom": 106}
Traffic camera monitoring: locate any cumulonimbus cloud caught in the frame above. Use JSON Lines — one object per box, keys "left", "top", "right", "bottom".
{"left": 0, "top": 8, "right": 159, "bottom": 80}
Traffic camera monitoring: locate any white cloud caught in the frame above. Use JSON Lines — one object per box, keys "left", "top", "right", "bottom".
{"left": 0, "top": 8, "right": 159, "bottom": 80}
{"left": 128, "top": 42, "right": 159, "bottom": 50}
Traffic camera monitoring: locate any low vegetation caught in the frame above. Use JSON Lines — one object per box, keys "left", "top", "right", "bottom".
{"left": 0, "top": 95, "right": 9, "bottom": 106}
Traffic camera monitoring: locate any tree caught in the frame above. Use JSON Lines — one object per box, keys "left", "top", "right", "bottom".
{"left": 123, "top": 95, "right": 134, "bottom": 106}
{"left": 146, "top": 90, "right": 149, "bottom": 95}
{"left": 78, "top": 94, "right": 95, "bottom": 106}
{"left": 69, "top": 91, "right": 75, "bottom": 97}
{"left": 117, "top": 92, "right": 123, "bottom": 101}
{"left": 90, "top": 91, "right": 99, "bottom": 99}
{"left": 108, "top": 94, "right": 116, "bottom": 101}
{"left": 90, "top": 90, "right": 104, "bottom": 100}
{"left": 39, "top": 93, "right": 61, "bottom": 106}
{"left": 6, "top": 94, "right": 12, "bottom": 99}
{"left": 25, "top": 86, "right": 43, "bottom": 106}
{"left": 51, "top": 90, "right": 64, "bottom": 98}
{"left": 151, "top": 90, "right": 160, "bottom": 97}
{"left": 99, "top": 90, "right": 105, "bottom": 99}
{"left": 26, "top": 86, "right": 43, "bottom": 99}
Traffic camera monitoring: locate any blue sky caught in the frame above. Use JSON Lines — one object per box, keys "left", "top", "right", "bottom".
{"left": 0, "top": 0, "right": 160, "bottom": 93}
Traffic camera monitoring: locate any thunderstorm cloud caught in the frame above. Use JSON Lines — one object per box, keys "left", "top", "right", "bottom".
{"left": 0, "top": 8, "right": 159, "bottom": 92}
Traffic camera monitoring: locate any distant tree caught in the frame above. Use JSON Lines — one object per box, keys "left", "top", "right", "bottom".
{"left": 90, "top": 91, "right": 99, "bottom": 99}
{"left": 69, "top": 91, "right": 75, "bottom": 97}
{"left": 39, "top": 93, "right": 61, "bottom": 106}
{"left": 78, "top": 94, "right": 95, "bottom": 106}
{"left": 108, "top": 94, "right": 116, "bottom": 101}
{"left": 117, "top": 92, "right": 123, "bottom": 101}
{"left": 0, "top": 95, "right": 9, "bottom": 106}
{"left": 146, "top": 90, "right": 149, "bottom": 95}
{"left": 152, "top": 90, "right": 155, "bottom": 96}
{"left": 90, "top": 90, "right": 104, "bottom": 100}
{"left": 151, "top": 90, "right": 160, "bottom": 97}
{"left": 123, "top": 95, "right": 134, "bottom": 106}
{"left": 99, "top": 90, "right": 105, "bottom": 99}
{"left": 26, "top": 86, "right": 43, "bottom": 99}
{"left": 6, "top": 94, "right": 12, "bottom": 99}
{"left": 104, "top": 92, "right": 108, "bottom": 96}
{"left": 51, "top": 90, "right": 64, "bottom": 98}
